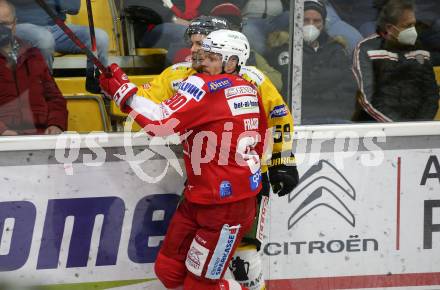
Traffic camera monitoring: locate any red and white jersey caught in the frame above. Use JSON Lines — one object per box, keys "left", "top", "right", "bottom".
{"left": 125, "top": 73, "right": 268, "bottom": 204}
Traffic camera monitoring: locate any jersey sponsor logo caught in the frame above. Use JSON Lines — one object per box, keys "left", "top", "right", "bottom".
{"left": 270, "top": 104, "right": 288, "bottom": 118}
{"left": 206, "top": 225, "right": 240, "bottom": 279}
{"left": 244, "top": 118, "right": 259, "bottom": 130}
{"left": 240, "top": 66, "right": 264, "bottom": 85}
{"left": 142, "top": 82, "right": 151, "bottom": 90}
{"left": 256, "top": 195, "right": 269, "bottom": 243}
{"left": 227, "top": 96, "right": 259, "bottom": 116}
{"left": 219, "top": 180, "right": 232, "bottom": 198}
{"left": 164, "top": 93, "right": 189, "bottom": 111}
{"left": 178, "top": 80, "right": 206, "bottom": 101}
{"left": 249, "top": 169, "right": 262, "bottom": 191}
{"left": 228, "top": 96, "right": 260, "bottom": 116}
{"left": 171, "top": 79, "right": 183, "bottom": 91}
{"left": 224, "top": 85, "right": 257, "bottom": 99}
{"left": 208, "top": 78, "right": 232, "bottom": 92}
{"left": 186, "top": 239, "right": 210, "bottom": 276}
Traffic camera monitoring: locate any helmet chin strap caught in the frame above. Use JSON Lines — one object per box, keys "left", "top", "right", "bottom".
{"left": 194, "top": 53, "right": 204, "bottom": 73}
{"left": 221, "top": 61, "right": 227, "bottom": 74}
{"left": 221, "top": 57, "right": 241, "bottom": 74}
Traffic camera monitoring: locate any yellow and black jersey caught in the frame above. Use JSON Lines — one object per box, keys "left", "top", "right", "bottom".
{"left": 137, "top": 62, "right": 196, "bottom": 103}
{"left": 136, "top": 62, "right": 295, "bottom": 171}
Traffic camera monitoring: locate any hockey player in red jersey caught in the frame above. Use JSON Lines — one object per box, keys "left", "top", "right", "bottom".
{"left": 135, "top": 16, "right": 299, "bottom": 290}
{"left": 99, "top": 30, "right": 268, "bottom": 290}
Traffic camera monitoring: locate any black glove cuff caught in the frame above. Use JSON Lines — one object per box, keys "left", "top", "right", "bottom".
{"left": 269, "top": 151, "right": 296, "bottom": 167}
{"left": 268, "top": 151, "right": 299, "bottom": 197}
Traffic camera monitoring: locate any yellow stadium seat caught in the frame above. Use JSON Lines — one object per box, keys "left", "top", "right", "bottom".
{"left": 435, "top": 67, "right": 440, "bottom": 84}
{"left": 55, "top": 77, "right": 91, "bottom": 95}
{"left": 56, "top": 77, "right": 112, "bottom": 131}
{"left": 135, "top": 48, "right": 168, "bottom": 56}
{"left": 66, "top": 95, "right": 111, "bottom": 132}
{"left": 55, "top": 76, "right": 157, "bottom": 132}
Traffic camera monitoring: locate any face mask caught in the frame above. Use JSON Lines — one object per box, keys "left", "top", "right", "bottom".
{"left": 0, "top": 24, "right": 13, "bottom": 47}
{"left": 397, "top": 26, "right": 417, "bottom": 46}
{"left": 303, "top": 24, "right": 320, "bottom": 43}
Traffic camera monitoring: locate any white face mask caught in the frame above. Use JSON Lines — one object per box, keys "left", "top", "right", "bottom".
{"left": 397, "top": 26, "right": 417, "bottom": 46}
{"left": 303, "top": 24, "right": 320, "bottom": 43}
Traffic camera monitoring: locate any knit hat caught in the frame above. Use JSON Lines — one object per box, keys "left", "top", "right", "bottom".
{"left": 210, "top": 3, "right": 242, "bottom": 31}
{"left": 304, "top": 0, "right": 327, "bottom": 21}
{"left": 172, "top": 48, "right": 192, "bottom": 64}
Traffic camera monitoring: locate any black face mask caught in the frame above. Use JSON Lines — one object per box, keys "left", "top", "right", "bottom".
{"left": 0, "top": 24, "right": 13, "bottom": 47}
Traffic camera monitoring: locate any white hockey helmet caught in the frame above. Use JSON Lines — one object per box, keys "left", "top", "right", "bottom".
{"left": 202, "top": 29, "right": 250, "bottom": 67}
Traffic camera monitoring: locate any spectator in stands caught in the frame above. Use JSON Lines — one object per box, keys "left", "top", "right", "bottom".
{"left": 0, "top": 0, "right": 67, "bottom": 136}
{"left": 358, "top": 0, "right": 440, "bottom": 66}
{"left": 266, "top": 0, "right": 357, "bottom": 123}
{"left": 353, "top": 0, "right": 439, "bottom": 122}
{"left": 241, "top": 0, "right": 288, "bottom": 56}
{"left": 209, "top": 6, "right": 284, "bottom": 91}
{"left": 161, "top": 0, "right": 201, "bottom": 21}
{"left": 134, "top": 18, "right": 298, "bottom": 290}
{"left": 325, "top": 0, "right": 364, "bottom": 54}
{"left": 240, "top": 0, "right": 364, "bottom": 56}
{"left": 139, "top": 0, "right": 205, "bottom": 63}
{"left": 140, "top": 1, "right": 246, "bottom": 65}
{"left": 168, "top": 13, "right": 284, "bottom": 92}
{"left": 265, "top": 30, "right": 291, "bottom": 98}
{"left": 12, "top": 0, "right": 109, "bottom": 93}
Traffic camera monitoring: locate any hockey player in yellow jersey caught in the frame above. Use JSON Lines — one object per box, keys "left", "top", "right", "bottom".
{"left": 137, "top": 16, "right": 299, "bottom": 290}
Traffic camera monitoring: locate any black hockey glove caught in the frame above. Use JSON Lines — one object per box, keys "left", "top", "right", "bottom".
{"left": 268, "top": 152, "right": 299, "bottom": 197}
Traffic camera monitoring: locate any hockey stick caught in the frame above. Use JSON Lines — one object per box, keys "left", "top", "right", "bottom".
{"left": 34, "top": 0, "right": 110, "bottom": 76}
{"left": 85, "top": 0, "right": 97, "bottom": 53}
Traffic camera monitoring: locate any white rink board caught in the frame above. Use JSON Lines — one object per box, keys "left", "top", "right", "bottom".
{"left": 0, "top": 123, "right": 439, "bottom": 289}
{"left": 0, "top": 159, "right": 185, "bottom": 287}
{"left": 265, "top": 150, "right": 440, "bottom": 289}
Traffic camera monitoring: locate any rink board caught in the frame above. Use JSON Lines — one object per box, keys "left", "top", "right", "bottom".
{"left": 0, "top": 123, "right": 439, "bottom": 289}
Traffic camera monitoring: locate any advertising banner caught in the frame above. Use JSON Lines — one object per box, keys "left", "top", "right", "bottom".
{"left": 0, "top": 137, "right": 185, "bottom": 289}
{"left": 265, "top": 126, "right": 440, "bottom": 289}
{"left": 0, "top": 124, "right": 439, "bottom": 289}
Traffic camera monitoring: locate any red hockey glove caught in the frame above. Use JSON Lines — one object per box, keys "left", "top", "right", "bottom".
{"left": 99, "top": 63, "right": 138, "bottom": 108}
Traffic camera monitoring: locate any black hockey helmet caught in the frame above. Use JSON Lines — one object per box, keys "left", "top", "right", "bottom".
{"left": 184, "top": 15, "right": 231, "bottom": 43}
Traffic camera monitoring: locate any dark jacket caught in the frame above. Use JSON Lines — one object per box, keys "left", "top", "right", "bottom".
{"left": 266, "top": 31, "right": 357, "bottom": 124}
{"left": 328, "top": 0, "right": 440, "bottom": 29}
{"left": 353, "top": 34, "right": 439, "bottom": 122}
{"left": 12, "top": 0, "right": 80, "bottom": 26}
{"left": 301, "top": 32, "right": 357, "bottom": 124}
{"left": 0, "top": 40, "right": 67, "bottom": 134}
